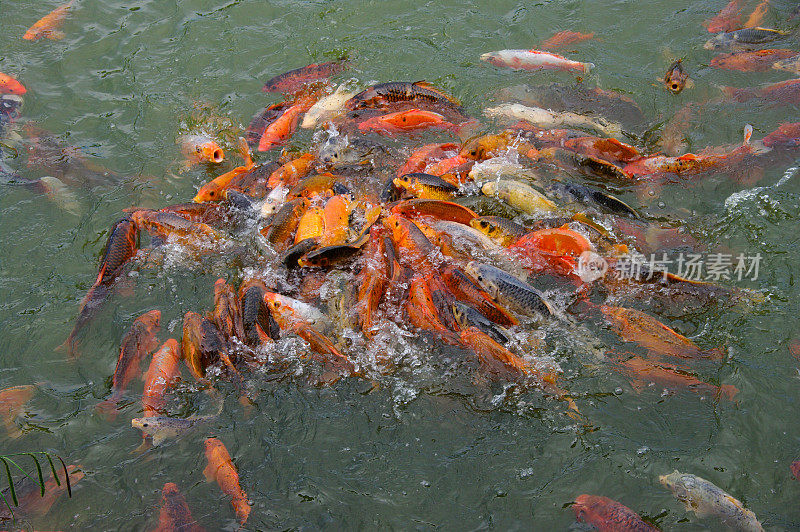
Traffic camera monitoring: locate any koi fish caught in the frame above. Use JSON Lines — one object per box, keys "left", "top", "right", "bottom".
{"left": 480, "top": 179, "right": 558, "bottom": 216}
{"left": 23, "top": 1, "right": 73, "bottom": 40}
{"left": 203, "top": 437, "right": 250, "bottom": 525}
{"left": 622, "top": 125, "right": 754, "bottom": 178}
{"left": 762, "top": 122, "right": 800, "bottom": 148}
{"left": 211, "top": 279, "right": 244, "bottom": 343}
{"left": 659, "top": 471, "right": 763, "bottom": 531}
{"left": 358, "top": 108, "right": 454, "bottom": 134}
{"left": 141, "top": 339, "right": 181, "bottom": 418}
{"left": 346, "top": 81, "right": 462, "bottom": 112}
{"left": 772, "top": 54, "right": 800, "bottom": 75}
{"left": 615, "top": 356, "right": 738, "bottom": 400}
{"left": 393, "top": 172, "right": 458, "bottom": 200}
{"left": 301, "top": 85, "right": 356, "bottom": 128}
{"left": 480, "top": 49, "right": 594, "bottom": 73}
{"left": 239, "top": 279, "right": 278, "bottom": 347}
{"left": 193, "top": 138, "right": 254, "bottom": 202}
{"left": 744, "top": 0, "right": 770, "bottom": 28}
{"left": 59, "top": 216, "right": 139, "bottom": 355}
{"left": 154, "top": 483, "right": 205, "bottom": 532}
{"left": 573, "top": 494, "right": 659, "bottom": 532}
{"left": 485, "top": 103, "right": 623, "bottom": 138}
{"left": 257, "top": 95, "right": 317, "bottom": 151}
{"left": 0, "top": 385, "right": 35, "bottom": 438}
{"left": 96, "top": 309, "right": 161, "bottom": 420}
{"left": 663, "top": 59, "right": 692, "bottom": 94}
{"left": 180, "top": 135, "right": 224, "bottom": 165}
{"left": 721, "top": 78, "right": 800, "bottom": 104}
{"left": 540, "top": 31, "right": 595, "bottom": 50}
{"left": 711, "top": 49, "right": 798, "bottom": 72}
{"left": 705, "top": 27, "right": 787, "bottom": 50}
{"left": 600, "top": 305, "right": 723, "bottom": 361}
{"left": 0, "top": 464, "right": 84, "bottom": 521}
{"left": 132, "top": 415, "right": 214, "bottom": 446}
{"left": 262, "top": 58, "right": 349, "bottom": 93}
{"left": 181, "top": 311, "right": 231, "bottom": 381}
{"left": 705, "top": 0, "right": 742, "bottom": 33}
{"left": 0, "top": 72, "right": 26, "bottom": 95}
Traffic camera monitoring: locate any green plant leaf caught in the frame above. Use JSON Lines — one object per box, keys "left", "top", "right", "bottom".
{"left": 23, "top": 454, "right": 45, "bottom": 497}
{"left": 0, "top": 458, "right": 18, "bottom": 507}
{"left": 44, "top": 453, "right": 60, "bottom": 488}
{"left": 57, "top": 457, "right": 71, "bottom": 497}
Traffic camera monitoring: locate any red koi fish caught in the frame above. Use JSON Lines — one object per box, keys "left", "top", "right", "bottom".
{"left": 262, "top": 58, "right": 349, "bottom": 93}
{"left": 59, "top": 216, "right": 139, "bottom": 355}
{"left": 622, "top": 125, "right": 753, "bottom": 178}
{"left": 573, "top": 494, "right": 659, "bottom": 532}
{"left": 722, "top": 78, "right": 800, "bottom": 104}
{"left": 154, "top": 482, "right": 205, "bottom": 532}
{"left": 763, "top": 122, "right": 800, "bottom": 148}
{"left": 97, "top": 310, "right": 161, "bottom": 420}
{"left": 705, "top": 0, "right": 742, "bottom": 33}
{"left": 711, "top": 49, "right": 798, "bottom": 72}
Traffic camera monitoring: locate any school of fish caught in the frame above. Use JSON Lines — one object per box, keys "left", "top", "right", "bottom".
{"left": 3, "top": 0, "right": 800, "bottom": 529}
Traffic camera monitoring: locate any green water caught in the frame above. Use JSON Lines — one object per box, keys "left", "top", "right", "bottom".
{"left": 2, "top": 0, "right": 800, "bottom": 529}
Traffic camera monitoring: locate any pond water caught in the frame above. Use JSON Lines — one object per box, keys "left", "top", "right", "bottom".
{"left": 2, "top": 0, "right": 800, "bottom": 529}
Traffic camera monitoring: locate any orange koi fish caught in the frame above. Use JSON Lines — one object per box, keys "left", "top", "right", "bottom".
{"left": 744, "top": 0, "right": 769, "bottom": 28}
{"left": 540, "top": 30, "right": 596, "bottom": 49}
{"left": 97, "top": 310, "right": 161, "bottom": 420}
{"left": 180, "top": 135, "right": 224, "bottom": 165}
{"left": 358, "top": 108, "right": 454, "bottom": 135}
{"left": 397, "top": 142, "right": 459, "bottom": 177}
{"left": 600, "top": 305, "right": 723, "bottom": 361}
{"left": 193, "top": 138, "right": 254, "bottom": 203}
{"left": 267, "top": 152, "right": 315, "bottom": 189}
{"left": 23, "top": 2, "right": 73, "bottom": 40}
{"left": 354, "top": 226, "right": 388, "bottom": 337}
{"left": 406, "top": 276, "right": 461, "bottom": 345}
{"left": 573, "top": 494, "right": 659, "bottom": 532}
{"left": 622, "top": 125, "right": 753, "bottom": 178}
{"left": 391, "top": 198, "right": 477, "bottom": 225}
{"left": 705, "top": 0, "right": 742, "bottom": 32}
{"left": 0, "top": 72, "right": 26, "bottom": 95}
{"left": 257, "top": 94, "right": 318, "bottom": 152}
{"left": 614, "top": 355, "right": 738, "bottom": 400}
{"left": 141, "top": 339, "right": 181, "bottom": 418}
{"left": 182, "top": 311, "right": 235, "bottom": 382}
{"left": 154, "top": 482, "right": 205, "bottom": 532}
{"left": 212, "top": 279, "right": 245, "bottom": 343}
{"left": 203, "top": 438, "right": 250, "bottom": 525}
{"left": 0, "top": 385, "right": 35, "bottom": 438}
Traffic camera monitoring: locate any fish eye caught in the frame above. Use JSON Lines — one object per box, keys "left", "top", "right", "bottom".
{"left": 209, "top": 191, "right": 215, "bottom": 197}
{"left": 142, "top": 422, "right": 149, "bottom": 427}
{"left": 672, "top": 84, "right": 679, "bottom": 90}
{"left": 196, "top": 147, "right": 202, "bottom": 153}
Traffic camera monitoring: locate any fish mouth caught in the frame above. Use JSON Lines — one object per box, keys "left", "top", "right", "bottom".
{"left": 658, "top": 474, "right": 670, "bottom": 486}
{"left": 210, "top": 148, "right": 224, "bottom": 163}
{"left": 479, "top": 53, "right": 494, "bottom": 61}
